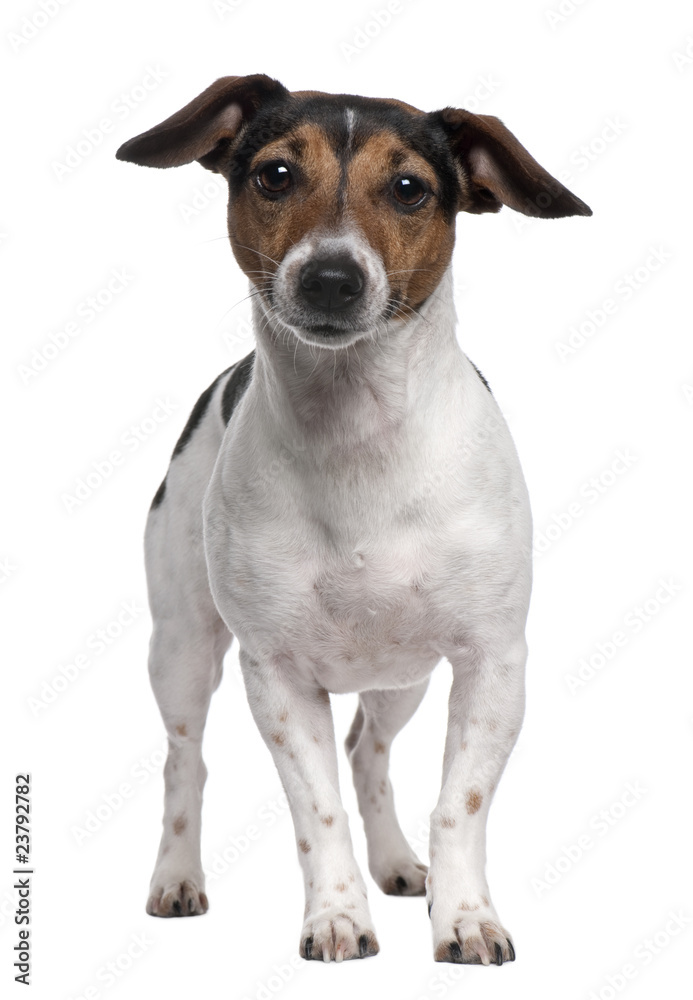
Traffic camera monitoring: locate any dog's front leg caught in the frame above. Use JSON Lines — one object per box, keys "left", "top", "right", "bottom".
{"left": 239, "top": 648, "right": 379, "bottom": 962}
{"left": 427, "top": 638, "right": 527, "bottom": 965}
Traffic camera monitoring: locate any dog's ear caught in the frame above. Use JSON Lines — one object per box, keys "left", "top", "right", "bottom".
{"left": 116, "top": 74, "right": 288, "bottom": 172}
{"left": 436, "top": 108, "right": 592, "bottom": 218}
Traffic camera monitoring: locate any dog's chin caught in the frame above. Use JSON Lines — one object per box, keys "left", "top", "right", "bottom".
{"left": 291, "top": 324, "right": 372, "bottom": 350}
{"left": 275, "top": 312, "right": 386, "bottom": 351}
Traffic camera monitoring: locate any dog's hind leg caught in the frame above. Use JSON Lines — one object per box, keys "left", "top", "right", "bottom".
{"left": 346, "top": 680, "right": 430, "bottom": 896}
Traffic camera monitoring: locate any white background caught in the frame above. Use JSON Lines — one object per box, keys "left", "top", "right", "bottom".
{"left": 3, "top": 0, "right": 692, "bottom": 997}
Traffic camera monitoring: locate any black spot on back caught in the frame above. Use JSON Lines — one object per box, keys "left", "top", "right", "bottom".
{"left": 470, "top": 361, "right": 492, "bottom": 393}
{"left": 150, "top": 476, "right": 167, "bottom": 510}
{"left": 149, "top": 356, "right": 252, "bottom": 513}
{"left": 171, "top": 365, "right": 233, "bottom": 459}
{"left": 221, "top": 351, "right": 254, "bottom": 423}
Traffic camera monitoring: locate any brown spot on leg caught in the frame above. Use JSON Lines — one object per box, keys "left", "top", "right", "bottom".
{"left": 175, "top": 723, "right": 187, "bottom": 737}
{"left": 271, "top": 731, "right": 285, "bottom": 746}
{"left": 335, "top": 882, "right": 347, "bottom": 892}
{"left": 458, "top": 901, "right": 479, "bottom": 911}
{"left": 278, "top": 710, "right": 288, "bottom": 723}
{"left": 466, "top": 789, "right": 483, "bottom": 815}
{"left": 374, "top": 740, "right": 386, "bottom": 754}
{"left": 173, "top": 813, "right": 187, "bottom": 836}
{"left": 298, "top": 838, "right": 311, "bottom": 854}
{"left": 321, "top": 815, "right": 334, "bottom": 827}
{"left": 481, "top": 895, "right": 490, "bottom": 907}
{"left": 440, "top": 816, "right": 456, "bottom": 828}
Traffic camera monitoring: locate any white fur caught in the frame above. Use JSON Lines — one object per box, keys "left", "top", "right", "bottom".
{"left": 145, "top": 235, "right": 531, "bottom": 965}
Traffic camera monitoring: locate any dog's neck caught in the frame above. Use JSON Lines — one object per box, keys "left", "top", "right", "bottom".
{"left": 250, "top": 268, "right": 461, "bottom": 445}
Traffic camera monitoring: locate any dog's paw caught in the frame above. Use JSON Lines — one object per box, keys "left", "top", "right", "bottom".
{"left": 146, "top": 879, "right": 208, "bottom": 917}
{"left": 430, "top": 899, "right": 514, "bottom": 965}
{"left": 375, "top": 856, "right": 428, "bottom": 896}
{"left": 300, "top": 909, "right": 379, "bottom": 962}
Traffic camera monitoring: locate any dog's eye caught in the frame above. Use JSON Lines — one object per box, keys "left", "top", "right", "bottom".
{"left": 257, "top": 161, "right": 292, "bottom": 195}
{"left": 392, "top": 175, "right": 427, "bottom": 207}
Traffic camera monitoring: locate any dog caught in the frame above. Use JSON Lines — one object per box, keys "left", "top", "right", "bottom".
{"left": 116, "top": 74, "right": 591, "bottom": 965}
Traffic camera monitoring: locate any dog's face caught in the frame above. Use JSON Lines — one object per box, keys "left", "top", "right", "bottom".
{"left": 117, "top": 74, "right": 591, "bottom": 349}
{"left": 223, "top": 94, "right": 461, "bottom": 346}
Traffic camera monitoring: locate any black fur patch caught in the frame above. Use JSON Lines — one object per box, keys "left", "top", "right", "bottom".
{"left": 150, "top": 476, "right": 167, "bottom": 510}
{"left": 171, "top": 365, "right": 233, "bottom": 459}
{"left": 221, "top": 351, "right": 254, "bottom": 424}
{"left": 149, "top": 354, "right": 254, "bottom": 512}
{"left": 470, "top": 361, "right": 492, "bottom": 393}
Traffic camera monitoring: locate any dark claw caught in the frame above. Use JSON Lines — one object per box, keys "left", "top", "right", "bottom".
{"left": 449, "top": 941, "right": 462, "bottom": 962}
{"left": 303, "top": 936, "right": 313, "bottom": 959}
{"left": 172, "top": 899, "right": 181, "bottom": 915}
{"left": 427, "top": 901, "right": 432, "bottom": 917}
{"left": 358, "top": 934, "right": 368, "bottom": 957}
{"left": 508, "top": 940, "right": 516, "bottom": 962}
{"left": 495, "top": 943, "right": 503, "bottom": 966}
{"left": 395, "top": 876, "right": 407, "bottom": 892}
{"left": 188, "top": 897, "right": 195, "bottom": 914}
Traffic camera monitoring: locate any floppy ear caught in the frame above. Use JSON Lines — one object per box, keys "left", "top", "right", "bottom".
{"left": 115, "top": 73, "right": 288, "bottom": 172}
{"left": 436, "top": 107, "right": 592, "bottom": 218}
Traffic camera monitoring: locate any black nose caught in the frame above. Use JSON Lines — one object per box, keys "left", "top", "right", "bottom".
{"left": 299, "top": 255, "right": 364, "bottom": 311}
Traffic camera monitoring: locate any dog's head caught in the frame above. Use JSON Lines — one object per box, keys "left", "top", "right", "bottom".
{"left": 117, "top": 74, "right": 591, "bottom": 349}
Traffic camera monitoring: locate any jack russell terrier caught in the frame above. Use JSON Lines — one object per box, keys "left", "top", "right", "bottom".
{"left": 116, "top": 73, "right": 591, "bottom": 965}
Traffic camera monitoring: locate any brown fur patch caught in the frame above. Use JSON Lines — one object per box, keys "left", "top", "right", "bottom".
{"left": 175, "top": 723, "right": 187, "bottom": 737}
{"left": 321, "top": 815, "right": 334, "bottom": 827}
{"left": 172, "top": 813, "right": 187, "bottom": 836}
{"left": 458, "top": 901, "right": 480, "bottom": 911}
{"left": 440, "top": 816, "right": 456, "bottom": 828}
{"left": 374, "top": 740, "right": 386, "bottom": 754}
{"left": 278, "top": 710, "right": 288, "bottom": 723}
{"left": 466, "top": 789, "right": 483, "bottom": 815}
{"left": 481, "top": 895, "right": 490, "bottom": 907}
{"left": 335, "top": 883, "right": 347, "bottom": 892}
{"left": 230, "top": 123, "right": 341, "bottom": 279}
{"left": 345, "top": 134, "right": 455, "bottom": 309}
{"left": 271, "top": 731, "right": 285, "bottom": 746}
{"left": 298, "top": 838, "right": 311, "bottom": 854}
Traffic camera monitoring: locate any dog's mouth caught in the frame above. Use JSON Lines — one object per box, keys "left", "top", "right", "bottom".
{"left": 263, "top": 299, "right": 404, "bottom": 350}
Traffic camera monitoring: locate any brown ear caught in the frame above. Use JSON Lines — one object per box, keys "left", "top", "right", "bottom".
{"left": 115, "top": 74, "right": 288, "bottom": 172}
{"left": 437, "top": 108, "right": 592, "bottom": 218}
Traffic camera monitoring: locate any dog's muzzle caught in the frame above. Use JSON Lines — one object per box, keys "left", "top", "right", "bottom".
{"left": 270, "top": 234, "right": 391, "bottom": 346}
